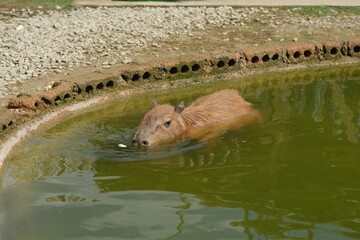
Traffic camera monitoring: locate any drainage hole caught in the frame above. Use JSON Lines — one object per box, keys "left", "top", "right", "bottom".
{"left": 85, "top": 85, "right": 94, "bottom": 93}
{"left": 106, "top": 80, "right": 115, "bottom": 87}
{"left": 304, "top": 50, "right": 312, "bottom": 57}
{"left": 217, "top": 60, "right": 225, "bottom": 68}
{"left": 64, "top": 93, "right": 71, "bottom": 99}
{"left": 132, "top": 74, "right": 140, "bottom": 81}
{"left": 192, "top": 64, "right": 200, "bottom": 71}
{"left": 55, "top": 96, "right": 61, "bottom": 103}
{"left": 96, "top": 83, "right": 104, "bottom": 90}
{"left": 272, "top": 53, "right": 279, "bottom": 61}
{"left": 293, "top": 51, "right": 301, "bottom": 59}
{"left": 353, "top": 45, "right": 360, "bottom": 53}
{"left": 2, "top": 125, "right": 6, "bottom": 130}
{"left": 262, "top": 54, "right": 270, "bottom": 62}
{"left": 143, "top": 72, "right": 151, "bottom": 79}
{"left": 121, "top": 74, "right": 129, "bottom": 81}
{"left": 228, "top": 59, "right": 236, "bottom": 66}
{"left": 8, "top": 121, "right": 13, "bottom": 127}
{"left": 286, "top": 52, "right": 290, "bottom": 59}
{"left": 251, "top": 56, "right": 259, "bottom": 63}
{"left": 41, "top": 97, "right": 52, "bottom": 105}
{"left": 181, "top": 65, "right": 189, "bottom": 73}
{"left": 170, "top": 67, "right": 178, "bottom": 74}
{"left": 330, "top": 47, "right": 338, "bottom": 55}
{"left": 34, "top": 102, "right": 39, "bottom": 108}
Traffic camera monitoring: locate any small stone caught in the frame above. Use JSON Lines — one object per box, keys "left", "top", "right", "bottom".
{"left": 293, "top": 37, "right": 299, "bottom": 42}
{"left": 269, "top": 24, "right": 277, "bottom": 28}
{"left": 151, "top": 43, "right": 160, "bottom": 48}
{"left": 16, "top": 25, "right": 24, "bottom": 31}
{"left": 122, "top": 57, "right": 132, "bottom": 64}
{"left": 109, "top": 60, "right": 117, "bottom": 65}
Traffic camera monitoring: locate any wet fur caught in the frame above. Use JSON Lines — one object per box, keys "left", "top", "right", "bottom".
{"left": 133, "top": 89, "right": 261, "bottom": 147}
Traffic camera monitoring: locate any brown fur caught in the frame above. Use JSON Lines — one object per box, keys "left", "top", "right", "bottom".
{"left": 133, "top": 89, "right": 261, "bottom": 147}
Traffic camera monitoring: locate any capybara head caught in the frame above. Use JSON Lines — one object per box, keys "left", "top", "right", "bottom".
{"left": 133, "top": 99, "right": 185, "bottom": 147}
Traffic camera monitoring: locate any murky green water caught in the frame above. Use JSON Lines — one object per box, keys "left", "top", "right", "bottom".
{"left": 1, "top": 64, "right": 360, "bottom": 240}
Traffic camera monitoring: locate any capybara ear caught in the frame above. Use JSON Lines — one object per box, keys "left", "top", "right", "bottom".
{"left": 174, "top": 101, "right": 185, "bottom": 115}
{"left": 152, "top": 99, "right": 157, "bottom": 108}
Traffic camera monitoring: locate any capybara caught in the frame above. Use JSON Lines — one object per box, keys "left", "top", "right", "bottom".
{"left": 132, "top": 89, "right": 261, "bottom": 147}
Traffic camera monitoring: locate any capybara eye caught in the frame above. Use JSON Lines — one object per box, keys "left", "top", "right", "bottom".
{"left": 164, "top": 120, "right": 171, "bottom": 127}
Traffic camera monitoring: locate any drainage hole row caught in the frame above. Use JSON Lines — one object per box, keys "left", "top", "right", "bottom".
{"left": 289, "top": 50, "right": 313, "bottom": 59}
{"left": 85, "top": 80, "right": 115, "bottom": 93}
{"left": 169, "top": 64, "right": 201, "bottom": 74}
{"left": 251, "top": 53, "right": 281, "bottom": 64}
{"left": 122, "top": 71, "right": 151, "bottom": 81}
{"left": 2, "top": 121, "right": 13, "bottom": 130}
{"left": 216, "top": 59, "right": 237, "bottom": 68}
{"left": 40, "top": 80, "right": 115, "bottom": 106}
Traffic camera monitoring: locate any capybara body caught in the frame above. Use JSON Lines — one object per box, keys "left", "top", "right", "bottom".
{"left": 133, "top": 89, "right": 261, "bottom": 147}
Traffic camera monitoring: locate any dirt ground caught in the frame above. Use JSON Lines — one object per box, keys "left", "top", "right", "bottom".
{"left": 72, "top": 0, "right": 360, "bottom": 7}
{"left": 1, "top": 6, "right": 359, "bottom": 109}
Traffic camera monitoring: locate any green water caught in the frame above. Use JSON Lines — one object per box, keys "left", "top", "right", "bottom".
{"left": 1, "top": 64, "right": 360, "bottom": 240}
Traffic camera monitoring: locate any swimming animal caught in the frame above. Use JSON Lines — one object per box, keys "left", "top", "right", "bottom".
{"left": 132, "top": 89, "right": 261, "bottom": 147}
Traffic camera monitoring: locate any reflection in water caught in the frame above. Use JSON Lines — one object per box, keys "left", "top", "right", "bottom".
{"left": 1, "top": 64, "right": 360, "bottom": 240}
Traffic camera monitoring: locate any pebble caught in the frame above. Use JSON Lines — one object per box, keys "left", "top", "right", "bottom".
{"left": 16, "top": 25, "right": 24, "bottom": 31}
{"left": 122, "top": 57, "right": 132, "bottom": 64}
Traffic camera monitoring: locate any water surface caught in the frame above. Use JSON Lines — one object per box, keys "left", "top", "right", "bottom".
{"left": 1, "top": 64, "right": 360, "bottom": 240}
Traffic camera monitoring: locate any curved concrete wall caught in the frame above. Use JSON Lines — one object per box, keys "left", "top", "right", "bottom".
{"left": 0, "top": 39, "right": 360, "bottom": 169}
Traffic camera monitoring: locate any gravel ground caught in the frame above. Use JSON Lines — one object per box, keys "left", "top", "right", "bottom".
{"left": 0, "top": 6, "right": 359, "bottom": 98}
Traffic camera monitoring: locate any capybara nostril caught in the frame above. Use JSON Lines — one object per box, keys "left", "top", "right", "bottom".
{"left": 141, "top": 140, "right": 149, "bottom": 147}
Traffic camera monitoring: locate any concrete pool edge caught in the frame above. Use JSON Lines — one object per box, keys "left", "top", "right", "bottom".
{"left": 0, "top": 39, "right": 360, "bottom": 171}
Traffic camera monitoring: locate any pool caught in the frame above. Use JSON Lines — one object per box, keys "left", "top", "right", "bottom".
{"left": 1, "top": 64, "right": 359, "bottom": 240}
